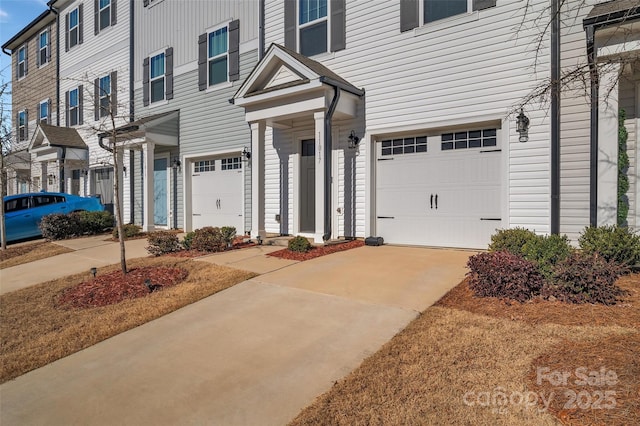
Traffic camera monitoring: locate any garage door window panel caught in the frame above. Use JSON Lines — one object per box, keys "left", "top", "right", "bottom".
{"left": 221, "top": 157, "right": 241, "bottom": 170}
{"left": 441, "top": 129, "right": 497, "bottom": 151}
{"left": 194, "top": 160, "right": 214, "bottom": 173}
{"left": 381, "top": 136, "right": 427, "bottom": 156}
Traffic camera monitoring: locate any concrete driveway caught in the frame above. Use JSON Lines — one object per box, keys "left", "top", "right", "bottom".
{"left": 1, "top": 244, "right": 474, "bottom": 425}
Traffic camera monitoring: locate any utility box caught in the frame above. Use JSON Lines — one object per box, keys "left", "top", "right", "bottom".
{"left": 365, "top": 236, "right": 384, "bottom": 246}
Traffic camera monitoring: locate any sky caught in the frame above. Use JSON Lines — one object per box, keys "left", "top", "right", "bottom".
{"left": 0, "top": 0, "right": 51, "bottom": 112}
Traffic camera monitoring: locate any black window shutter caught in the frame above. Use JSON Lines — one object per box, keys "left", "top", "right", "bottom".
{"left": 78, "top": 85, "right": 84, "bottom": 125}
{"left": 25, "top": 110, "right": 28, "bottom": 139}
{"left": 47, "top": 99, "right": 52, "bottom": 123}
{"left": 111, "top": 71, "right": 118, "bottom": 115}
{"left": 142, "top": 57, "right": 149, "bottom": 106}
{"left": 94, "top": 0, "right": 99, "bottom": 35}
{"left": 400, "top": 0, "right": 419, "bottom": 32}
{"left": 473, "top": 0, "right": 497, "bottom": 11}
{"left": 15, "top": 52, "right": 18, "bottom": 79}
{"left": 24, "top": 49, "right": 28, "bottom": 76}
{"left": 37, "top": 104, "right": 40, "bottom": 123}
{"left": 143, "top": 0, "right": 149, "bottom": 6}
{"left": 165, "top": 47, "right": 174, "bottom": 100}
{"left": 65, "top": 90, "right": 70, "bottom": 127}
{"left": 37, "top": 41, "right": 40, "bottom": 67}
{"left": 229, "top": 20, "right": 240, "bottom": 81}
{"left": 112, "top": 0, "right": 117, "bottom": 25}
{"left": 47, "top": 27, "right": 52, "bottom": 61}
{"left": 198, "top": 33, "right": 207, "bottom": 90}
{"left": 94, "top": 78, "right": 100, "bottom": 120}
{"left": 79, "top": 4, "right": 84, "bottom": 44}
{"left": 65, "top": 13, "right": 69, "bottom": 52}
{"left": 330, "top": 0, "right": 346, "bottom": 52}
{"left": 284, "top": 0, "right": 296, "bottom": 50}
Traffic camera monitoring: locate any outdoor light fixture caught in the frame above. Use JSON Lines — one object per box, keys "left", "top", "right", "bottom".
{"left": 347, "top": 130, "right": 360, "bottom": 149}
{"left": 242, "top": 146, "right": 251, "bottom": 160}
{"left": 516, "top": 108, "right": 530, "bottom": 143}
{"left": 90, "top": 267, "right": 97, "bottom": 278}
{"left": 47, "top": 174, "right": 56, "bottom": 185}
{"left": 256, "top": 235, "right": 263, "bottom": 245}
{"left": 171, "top": 157, "right": 181, "bottom": 170}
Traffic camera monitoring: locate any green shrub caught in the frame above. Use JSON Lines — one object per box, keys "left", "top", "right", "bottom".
{"left": 40, "top": 213, "right": 82, "bottom": 240}
{"left": 288, "top": 235, "right": 312, "bottom": 253}
{"left": 618, "top": 109, "right": 629, "bottom": 226}
{"left": 77, "top": 210, "right": 114, "bottom": 234}
{"left": 578, "top": 225, "right": 640, "bottom": 268}
{"left": 488, "top": 228, "right": 538, "bottom": 256}
{"left": 220, "top": 226, "right": 237, "bottom": 247}
{"left": 182, "top": 231, "right": 195, "bottom": 250}
{"left": 522, "top": 234, "right": 573, "bottom": 279}
{"left": 467, "top": 251, "right": 545, "bottom": 303}
{"left": 543, "top": 252, "right": 627, "bottom": 305}
{"left": 146, "top": 231, "right": 182, "bottom": 256}
{"left": 191, "top": 227, "right": 225, "bottom": 252}
{"left": 113, "top": 223, "right": 141, "bottom": 239}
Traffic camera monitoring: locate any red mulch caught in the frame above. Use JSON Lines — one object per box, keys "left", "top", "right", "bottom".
{"left": 57, "top": 267, "right": 189, "bottom": 309}
{"left": 268, "top": 239, "right": 365, "bottom": 261}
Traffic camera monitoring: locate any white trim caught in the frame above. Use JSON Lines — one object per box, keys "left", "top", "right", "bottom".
{"left": 635, "top": 82, "right": 640, "bottom": 229}
{"left": 68, "top": 7, "right": 80, "bottom": 50}
{"left": 98, "top": 0, "right": 112, "bottom": 32}
{"left": 417, "top": 0, "right": 477, "bottom": 34}
{"left": 292, "top": 131, "right": 315, "bottom": 236}
{"left": 500, "top": 118, "right": 510, "bottom": 229}
{"left": 17, "top": 45, "right": 27, "bottom": 80}
{"left": 154, "top": 153, "right": 171, "bottom": 229}
{"left": 38, "top": 29, "right": 50, "bottom": 68}
{"left": 38, "top": 99, "right": 50, "bottom": 124}
{"left": 206, "top": 20, "right": 231, "bottom": 87}
{"left": 297, "top": 0, "right": 331, "bottom": 56}
{"left": 149, "top": 51, "right": 166, "bottom": 104}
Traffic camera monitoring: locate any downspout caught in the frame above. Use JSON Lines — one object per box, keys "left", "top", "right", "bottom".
{"left": 259, "top": 0, "right": 265, "bottom": 60}
{"left": 60, "top": 146, "right": 66, "bottom": 192}
{"left": 129, "top": 0, "right": 135, "bottom": 223}
{"left": 550, "top": 0, "right": 560, "bottom": 234}
{"left": 586, "top": 24, "right": 598, "bottom": 227}
{"left": 48, "top": 3, "right": 60, "bottom": 126}
{"left": 323, "top": 85, "right": 340, "bottom": 241}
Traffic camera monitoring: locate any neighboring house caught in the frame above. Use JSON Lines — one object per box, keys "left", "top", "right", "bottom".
{"left": 124, "top": 0, "right": 259, "bottom": 232}
{"left": 1, "top": 10, "right": 57, "bottom": 195}
{"left": 47, "top": 0, "right": 130, "bottom": 216}
{"left": 233, "top": 0, "right": 640, "bottom": 247}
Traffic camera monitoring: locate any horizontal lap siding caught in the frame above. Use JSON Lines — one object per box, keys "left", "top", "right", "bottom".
{"left": 265, "top": 0, "right": 553, "bottom": 236}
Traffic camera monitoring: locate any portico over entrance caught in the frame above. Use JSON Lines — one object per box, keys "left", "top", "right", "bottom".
{"left": 233, "top": 44, "right": 364, "bottom": 243}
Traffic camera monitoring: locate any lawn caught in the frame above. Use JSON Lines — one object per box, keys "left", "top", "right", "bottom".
{"left": 0, "top": 241, "right": 73, "bottom": 269}
{"left": 290, "top": 274, "right": 640, "bottom": 426}
{"left": 0, "top": 256, "right": 256, "bottom": 383}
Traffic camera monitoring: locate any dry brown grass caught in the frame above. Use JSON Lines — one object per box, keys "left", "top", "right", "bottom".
{"left": 0, "top": 241, "right": 73, "bottom": 269}
{"left": 290, "top": 275, "right": 640, "bottom": 426}
{"left": 0, "top": 256, "right": 255, "bottom": 383}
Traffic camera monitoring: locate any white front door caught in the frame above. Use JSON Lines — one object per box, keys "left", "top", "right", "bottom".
{"left": 376, "top": 130, "right": 502, "bottom": 249}
{"left": 191, "top": 156, "right": 244, "bottom": 232}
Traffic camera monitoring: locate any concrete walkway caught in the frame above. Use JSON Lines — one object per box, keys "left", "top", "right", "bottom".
{"left": 1, "top": 243, "right": 475, "bottom": 425}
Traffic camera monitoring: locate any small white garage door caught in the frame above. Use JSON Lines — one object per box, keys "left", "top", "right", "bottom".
{"left": 376, "top": 129, "right": 502, "bottom": 249}
{"left": 191, "top": 156, "right": 244, "bottom": 232}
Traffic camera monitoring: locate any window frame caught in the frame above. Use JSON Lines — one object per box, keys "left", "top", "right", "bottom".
{"left": 99, "top": 0, "right": 111, "bottom": 31}
{"left": 207, "top": 25, "right": 229, "bottom": 87}
{"left": 38, "top": 30, "right": 49, "bottom": 66}
{"left": 18, "top": 110, "right": 27, "bottom": 141}
{"left": 69, "top": 7, "right": 79, "bottom": 48}
{"left": 17, "top": 45, "right": 27, "bottom": 79}
{"left": 420, "top": 0, "right": 473, "bottom": 25}
{"left": 149, "top": 52, "right": 166, "bottom": 104}
{"left": 69, "top": 87, "right": 80, "bottom": 126}
{"left": 39, "top": 100, "right": 49, "bottom": 124}
{"left": 298, "top": 0, "right": 329, "bottom": 57}
{"left": 98, "top": 74, "right": 111, "bottom": 118}
{"left": 221, "top": 157, "right": 242, "bottom": 170}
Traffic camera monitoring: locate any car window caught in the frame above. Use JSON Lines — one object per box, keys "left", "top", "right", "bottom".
{"left": 54, "top": 196, "right": 66, "bottom": 203}
{"left": 5, "top": 197, "right": 31, "bottom": 213}
{"left": 34, "top": 195, "right": 63, "bottom": 207}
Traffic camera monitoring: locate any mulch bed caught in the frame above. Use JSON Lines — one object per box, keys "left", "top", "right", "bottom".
{"left": 56, "top": 266, "right": 189, "bottom": 309}
{"left": 268, "top": 239, "right": 364, "bottom": 261}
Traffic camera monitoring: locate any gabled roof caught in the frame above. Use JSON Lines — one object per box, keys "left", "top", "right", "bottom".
{"left": 29, "top": 124, "right": 88, "bottom": 152}
{"left": 584, "top": 0, "right": 640, "bottom": 27}
{"left": 1, "top": 10, "right": 55, "bottom": 52}
{"left": 234, "top": 43, "right": 363, "bottom": 102}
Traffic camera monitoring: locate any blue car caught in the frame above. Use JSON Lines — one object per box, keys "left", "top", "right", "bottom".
{"left": 3, "top": 192, "right": 104, "bottom": 243}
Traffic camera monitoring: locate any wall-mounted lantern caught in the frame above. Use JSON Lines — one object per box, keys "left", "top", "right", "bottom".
{"left": 516, "top": 108, "right": 530, "bottom": 143}
{"left": 242, "top": 146, "right": 251, "bottom": 161}
{"left": 347, "top": 130, "right": 360, "bottom": 149}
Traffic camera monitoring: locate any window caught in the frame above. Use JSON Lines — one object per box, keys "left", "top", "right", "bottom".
{"left": 208, "top": 27, "right": 228, "bottom": 86}
{"left": 99, "top": 0, "right": 111, "bottom": 30}
{"left": 17, "top": 46, "right": 27, "bottom": 78}
{"left": 150, "top": 53, "right": 165, "bottom": 103}
{"left": 194, "top": 160, "right": 214, "bottom": 173}
{"left": 423, "top": 0, "right": 469, "bottom": 24}
{"left": 381, "top": 137, "right": 427, "bottom": 156}
{"left": 299, "top": 0, "right": 328, "bottom": 56}
{"left": 69, "top": 7, "right": 79, "bottom": 48}
{"left": 99, "top": 75, "right": 111, "bottom": 117}
{"left": 5, "top": 197, "right": 30, "bottom": 213}
{"left": 69, "top": 88, "right": 80, "bottom": 126}
{"left": 441, "top": 129, "right": 497, "bottom": 151}
{"left": 33, "top": 195, "right": 64, "bottom": 207}
{"left": 39, "top": 30, "right": 49, "bottom": 66}
{"left": 39, "top": 100, "right": 49, "bottom": 124}
{"left": 221, "top": 157, "right": 242, "bottom": 170}
{"left": 18, "top": 110, "right": 27, "bottom": 141}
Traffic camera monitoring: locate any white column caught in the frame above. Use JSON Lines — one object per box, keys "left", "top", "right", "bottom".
{"left": 251, "top": 121, "right": 266, "bottom": 240}
{"left": 314, "top": 111, "right": 326, "bottom": 243}
{"left": 116, "top": 149, "right": 125, "bottom": 223}
{"left": 142, "top": 141, "right": 155, "bottom": 232}
{"left": 597, "top": 65, "right": 619, "bottom": 226}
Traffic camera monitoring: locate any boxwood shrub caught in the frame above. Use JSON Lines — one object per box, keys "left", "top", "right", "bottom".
{"left": 488, "top": 228, "right": 537, "bottom": 257}
{"left": 521, "top": 234, "right": 573, "bottom": 279}
{"left": 146, "top": 231, "right": 182, "bottom": 256}
{"left": 288, "top": 235, "right": 312, "bottom": 253}
{"left": 578, "top": 225, "right": 640, "bottom": 268}
{"left": 191, "top": 227, "right": 225, "bottom": 252}
{"left": 40, "top": 213, "right": 82, "bottom": 240}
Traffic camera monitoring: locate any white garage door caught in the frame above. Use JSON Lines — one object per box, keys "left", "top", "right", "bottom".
{"left": 191, "top": 156, "right": 244, "bottom": 232}
{"left": 376, "top": 129, "right": 502, "bottom": 249}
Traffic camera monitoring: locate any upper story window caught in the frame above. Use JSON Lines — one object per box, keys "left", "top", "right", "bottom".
{"left": 208, "top": 27, "right": 228, "bottom": 86}
{"left": 400, "top": 0, "right": 496, "bottom": 32}
{"left": 38, "top": 30, "right": 49, "bottom": 66}
{"left": 299, "top": 0, "right": 328, "bottom": 56}
{"left": 39, "top": 100, "right": 49, "bottom": 124}
{"left": 17, "top": 46, "right": 27, "bottom": 79}
{"left": 66, "top": 86, "right": 84, "bottom": 126}
{"left": 18, "top": 110, "right": 27, "bottom": 141}
{"left": 99, "top": 0, "right": 111, "bottom": 30}
{"left": 150, "top": 52, "right": 165, "bottom": 103}
{"left": 99, "top": 75, "right": 111, "bottom": 117}
{"left": 69, "top": 8, "right": 80, "bottom": 48}
{"left": 94, "top": 71, "right": 117, "bottom": 119}
{"left": 284, "top": 0, "right": 345, "bottom": 56}
{"left": 423, "top": 0, "right": 469, "bottom": 24}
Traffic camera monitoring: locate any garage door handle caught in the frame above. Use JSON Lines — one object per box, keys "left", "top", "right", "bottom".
{"left": 480, "top": 218, "right": 501, "bottom": 221}
{"left": 193, "top": 213, "right": 201, "bottom": 216}
{"left": 377, "top": 216, "right": 395, "bottom": 219}
{"left": 430, "top": 194, "right": 433, "bottom": 209}
{"left": 435, "top": 194, "right": 438, "bottom": 209}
